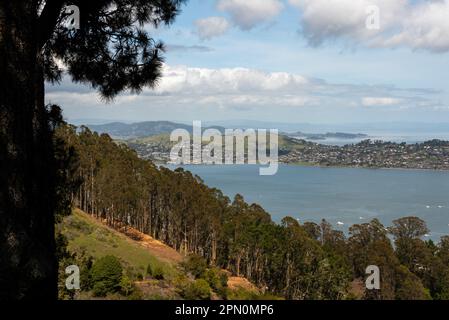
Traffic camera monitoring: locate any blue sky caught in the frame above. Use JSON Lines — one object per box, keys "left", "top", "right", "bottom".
{"left": 47, "top": 0, "right": 449, "bottom": 125}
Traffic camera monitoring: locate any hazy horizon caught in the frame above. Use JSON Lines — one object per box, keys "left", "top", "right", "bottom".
{"left": 70, "top": 118, "right": 449, "bottom": 134}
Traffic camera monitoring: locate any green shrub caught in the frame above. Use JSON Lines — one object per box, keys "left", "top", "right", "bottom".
{"left": 125, "top": 265, "right": 143, "bottom": 281}
{"left": 217, "top": 272, "right": 229, "bottom": 299}
{"left": 91, "top": 255, "right": 123, "bottom": 296}
{"left": 226, "top": 288, "right": 283, "bottom": 300}
{"left": 92, "top": 282, "right": 109, "bottom": 297}
{"left": 220, "top": 272, "right": 228, "bottom": 288}
{"left": 146, "top": 263, "right": 153, "bottom": 277}
{"left": 152, "top": 266, "right": 164, "bottom": 280}
{"left": 202, "top": 268, "right": 228, "bottom": 298}
{"left": 181, "top": 279, "right": 211, "bottom": 300}
{"left": 79, "top": 253, "right": 94, "bottom": 291}
{"left": 181, "top": 254, "right": 208, "bottom": 279}
{"left": 127, "top": 287, "right": 144, "bottom": 300}
{"left": 120, "top": 275, "right": 134, "bottom": 296}
{"left": 145, "top": 263, "right": 164, "bottom": 280}
{"left": 204, "top": 268, "right": 227, "bottom": 290}
{"left": 67, "top": 216, "right": 93, "bottom": 234}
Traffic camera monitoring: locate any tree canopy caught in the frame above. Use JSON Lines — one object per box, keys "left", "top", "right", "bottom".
{"left": 40, "top": 0, "right": 186, "bottom": 98}
{"left": 0, "top": 0, "right": 185, "bottom": 300}
{"left": 55, "top": 124, "right": 449, "bottom": 300}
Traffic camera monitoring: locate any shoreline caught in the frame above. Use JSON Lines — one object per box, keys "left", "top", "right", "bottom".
{"left": 161, "top": 161, "right": 449, "bottom": 173}
{"left": 283, "top": 161, "right": 449, "bottom": 172}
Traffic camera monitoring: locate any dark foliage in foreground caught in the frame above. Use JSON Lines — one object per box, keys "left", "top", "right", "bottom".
{"left": 0, "top": 0, "right": 185, "bottom": 299}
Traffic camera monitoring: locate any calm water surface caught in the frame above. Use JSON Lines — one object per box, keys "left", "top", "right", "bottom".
{"left": 167, "top": 164, "right": 449, "bottom": 241}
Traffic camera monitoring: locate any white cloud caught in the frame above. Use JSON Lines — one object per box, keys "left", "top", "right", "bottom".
{"left": 289, "top": 0, "right": 449, "bottom": 53}
{"left": 217, "top": 0, "right": 284, "bottom": 30}
{"left": 142, "top": 65, "right": 436, "bottom": 111}
{"left": 47, "top": 65, "right": 438, "bottom": 118}
{"left": 194, "top": 16, "right": 231, "bottom": 40}
{"left": 154, "top": 65, "right": 309, "bottom": 96}
{"left": 379, "top": 0, "right": 449, "bottom": 53}
{"left": 362, "top": 97, "right": 403, "bottom": 107}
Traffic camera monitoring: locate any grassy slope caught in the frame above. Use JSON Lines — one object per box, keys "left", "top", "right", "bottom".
{"left": 130, "top": 133, "right": 172, "bottom": 145}
{"left": 60, "top": 209, "right": 266, "bottom": 300}
{"left": 60, "top": 209, "right": 178, "bottom": 280}
{"left": 278, "top": 134, "right": 306, "bottom": 151}
{"left": 126, "top": 133, "right": 306, "bottom": 154}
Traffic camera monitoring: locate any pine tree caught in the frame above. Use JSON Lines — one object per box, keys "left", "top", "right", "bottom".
{"left": 0, "top": 0, "right": 185, "bottom": 299}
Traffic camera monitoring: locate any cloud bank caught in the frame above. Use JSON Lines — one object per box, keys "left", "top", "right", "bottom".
{"left": 190, "top": 1, "right": 449, "bottom": 52}
{"left": 194, "top": 16, "right": 231, "bottom": 40}
{"left": 289, "top": 0, "right": 449, "bottom": 53}
{"left": 47, "top": 64, "right": 438, "bottom": 115}
{"left": 217, "top": 0, "right": 284, "bottom": 30}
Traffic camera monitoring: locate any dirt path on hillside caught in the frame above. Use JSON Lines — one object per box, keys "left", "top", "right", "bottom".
{"left": 78, "top": 210, "right": 183, "bottom": 265}
{"left": 227, "top": 275, "right": 260, "bottom": 293}
{"left": 118, "top": 226, "right": 184, "bottom": 264}
{"left": 114, "top": 224, "right": 260, "bottom": 293}
{"left": 78, "top": 210, "right": 259, "bottom": 293}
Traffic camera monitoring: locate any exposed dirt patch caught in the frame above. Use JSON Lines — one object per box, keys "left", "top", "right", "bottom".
{"left": 349, "top": 278, "right": 365, "bottom": 299}
{"left": 76, "top": 210, "right": 183, "bottom": 265}
{"left": 76, "top": 210, "right": 261, "bottom": 295}
{"left": 118, "top": 226, "right": 184, "bottom": 264}
{"left": 227, "top": 276, "right": 260, "bottom": 293}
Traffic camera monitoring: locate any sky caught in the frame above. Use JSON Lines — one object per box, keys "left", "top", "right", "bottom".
{"left": 46, "top": 0, "right": 449, "bottom": 126}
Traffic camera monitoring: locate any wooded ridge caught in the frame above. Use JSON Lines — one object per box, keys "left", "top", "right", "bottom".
{"left": 56, "top": 124, "right": 449, "bottom": 300}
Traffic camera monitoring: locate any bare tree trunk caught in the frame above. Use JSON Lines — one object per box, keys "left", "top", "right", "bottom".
{"left": 236, "top": 254, "right": 241, "bottom": 277}
{"left": 211, "top": 232, "right": 217, "bottom": 265}
{"left": 0, "top": 2, "right": 57, "bottom": 299}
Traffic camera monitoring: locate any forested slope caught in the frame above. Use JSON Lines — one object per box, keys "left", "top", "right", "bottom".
{"left": 56, "top": 124, "right": 449, "bottom": 300}
{"left": 59, "top": 209, "right": 264, "bottom": 300}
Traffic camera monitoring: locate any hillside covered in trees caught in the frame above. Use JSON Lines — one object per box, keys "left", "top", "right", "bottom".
{"left": 56, "top": 124, "right": 449, "bottom": 300}
{"left": 58, "top": 209, "right": 266, "bottom": 300}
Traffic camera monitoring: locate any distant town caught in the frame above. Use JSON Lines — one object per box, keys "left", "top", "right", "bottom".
{"left": 280, "top": 139, "right": 449, "bottom": 170}
{"left": 124, "top": 135, "right": 449, "bottom": 170}
{"left": 86, "top": 121, "right": 449, "bottom": 170}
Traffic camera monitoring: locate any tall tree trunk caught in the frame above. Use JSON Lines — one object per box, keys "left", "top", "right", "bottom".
{"left": 0, "top": 2, "right": 57, "bottom": 300}
{"left": 211, "top": 232, "right": 217, "bottom": 265}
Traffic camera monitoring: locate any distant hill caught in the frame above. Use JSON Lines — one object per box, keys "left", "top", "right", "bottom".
{"left": 87, "top": 121, "right": 371, "bottom": 143}
{"left": 286, "top": 131, "right": 368, "bottom": 141}
{"left": 87, "top": 121, "right": 225, "bottom": 139}
{"left": 122, "top": 132, "right": 308, "bottom": 162}
{"left": 204, "top": 120, "right": 449, "bottom": 134}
